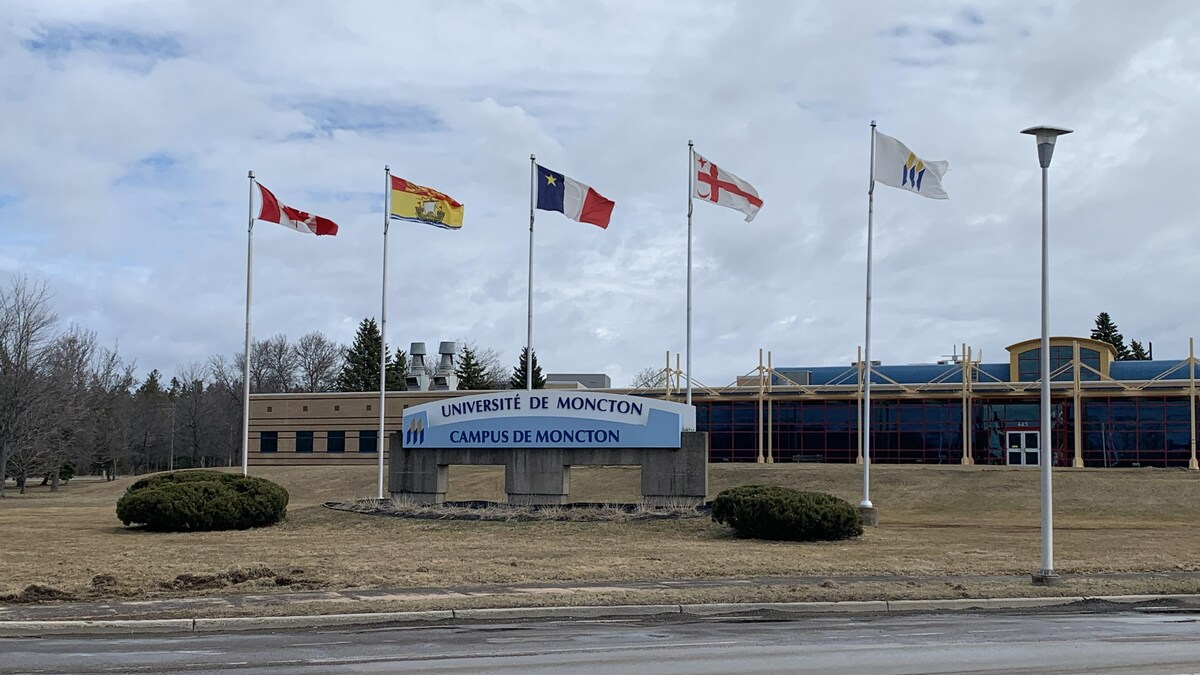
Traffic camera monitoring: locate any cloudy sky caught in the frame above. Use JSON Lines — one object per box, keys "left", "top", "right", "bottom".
{"left": 2, "top": 1, "right": 1198, "bottom": 387}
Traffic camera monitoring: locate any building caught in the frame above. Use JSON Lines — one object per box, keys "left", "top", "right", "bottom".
{"left": 247, "top": 336, "right": 1200, "bottom": 469}
{"left": 546, "top": 373, "right": 612, "bottom": 389}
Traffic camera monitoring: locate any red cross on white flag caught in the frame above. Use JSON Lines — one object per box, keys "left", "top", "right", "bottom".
{"left": 692, "top": 152, "right": 763, "bottom": 222}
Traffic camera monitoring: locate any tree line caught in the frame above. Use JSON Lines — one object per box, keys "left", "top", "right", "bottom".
{"left": 0, "top": 275, "right": 547, "bottom": 495}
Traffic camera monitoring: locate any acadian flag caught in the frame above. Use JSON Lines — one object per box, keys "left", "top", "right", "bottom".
{"left": 535, "top": 165, "right": 615, "bottom": 229}
{"left": 389, "top": 176, "right": 464, "bottom": 230}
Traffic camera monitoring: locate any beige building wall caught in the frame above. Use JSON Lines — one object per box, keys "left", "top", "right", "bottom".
{"left": 249, "top": 390, "right": 450, "bottom": 466}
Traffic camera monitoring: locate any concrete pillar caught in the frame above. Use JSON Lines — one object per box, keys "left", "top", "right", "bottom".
{"left": 388, "top": 433, "right": 447, "bottom": 504}
{"left": 640, "top": 432, "right": 708, "bottom": 507}
{"left": 505, "top": 450, "right": 570, "bottom": 505}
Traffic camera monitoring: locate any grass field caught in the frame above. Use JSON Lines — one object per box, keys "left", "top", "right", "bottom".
{"left": 3, "top": 463, "right": 1200, "bottom": 612}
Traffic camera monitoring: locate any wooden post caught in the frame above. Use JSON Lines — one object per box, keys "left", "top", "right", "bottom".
{"left": 1072, "top": 340, "right": 1083, "bottom": 468}
{"left": 767, "top": 350, "right": 774, "bottom": 464}
{"left": 756, "top": 348, "right": 765, "bottom": 463}
{"left": 675, "top": 353, "right": 681, "bottom": 400}
{"left": 961, "top": 343, "right": 974, "bottom": 465}
{"left": 665, "top": 350, "right": 672, "bottom": 398}
{"left": 1190, "top": 338, "right": 1198, "bottom": 471}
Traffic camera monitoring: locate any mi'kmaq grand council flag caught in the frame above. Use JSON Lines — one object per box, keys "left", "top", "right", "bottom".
{"left": 389, "top": 176, "right": 465, "bottom": 230}
{"left": 692, "top": 152, "right": 763, "bottom": 222}
{"left": 535, "top": 165, "right": 615, "bottom": 229}
{"left": 256, "top": 183, "right": 339, "bottom": 235}
{"left": 873, "top": 131, "right": 950, "bottom": 199}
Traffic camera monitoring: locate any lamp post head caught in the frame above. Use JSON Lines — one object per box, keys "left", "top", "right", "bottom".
{"left": 1021, "top": 126, "right": 1073, "bottom": 168}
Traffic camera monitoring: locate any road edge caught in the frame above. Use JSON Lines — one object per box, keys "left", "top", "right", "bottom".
{"left": 2, "top": 594, "right": 1198, "bottom": 636}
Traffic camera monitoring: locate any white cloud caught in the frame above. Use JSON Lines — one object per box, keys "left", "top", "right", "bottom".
{"left": 1, "top": 0, "right": 1198, "bottom": 387}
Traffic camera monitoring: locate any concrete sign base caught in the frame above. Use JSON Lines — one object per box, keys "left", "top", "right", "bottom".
{"left": 389, "top": 432, "right": 709, "bottom": 506}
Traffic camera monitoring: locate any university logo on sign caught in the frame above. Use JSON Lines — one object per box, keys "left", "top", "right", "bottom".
{"left": 405, "top": 418, "right": 425, "bottom": 446}
{"left": 401, "top": 391, "right": 695, "bottom": 449}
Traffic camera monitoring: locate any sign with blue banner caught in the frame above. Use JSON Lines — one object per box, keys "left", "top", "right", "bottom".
{"left": 402, "top": 391, "right": 695, "bottom": 449}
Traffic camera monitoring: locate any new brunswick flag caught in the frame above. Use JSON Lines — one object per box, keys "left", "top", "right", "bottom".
{"left": 389, "top": 176, "right": 464, "bottom": 230}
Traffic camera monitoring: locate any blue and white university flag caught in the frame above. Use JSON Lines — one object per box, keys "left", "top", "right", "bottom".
{"left": 873, "top": 131, "right": 949, "bottom": 200}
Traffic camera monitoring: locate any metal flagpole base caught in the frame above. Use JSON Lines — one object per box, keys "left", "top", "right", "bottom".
{"left": 857, "top": 503, "right": 878, "bottom": 527}
{"left": 1031, "top": 570, "right": 1061, "bottom": 585}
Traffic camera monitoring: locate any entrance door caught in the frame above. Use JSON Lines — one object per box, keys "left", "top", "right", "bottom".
{"left": 1005, "top": 430, "right": 1041, "bottom": 466}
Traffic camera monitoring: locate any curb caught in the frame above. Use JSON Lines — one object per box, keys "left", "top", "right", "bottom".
{"left": 0, "top": 594, "right": 1196, "bottom": 637}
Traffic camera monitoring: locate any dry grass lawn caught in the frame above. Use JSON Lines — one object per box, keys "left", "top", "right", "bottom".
{"left": 3, "top": 463, "right": 1200, "bottom": 608}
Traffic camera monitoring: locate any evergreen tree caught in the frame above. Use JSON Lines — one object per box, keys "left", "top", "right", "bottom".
{"left": 137, "top": 369, "right": 166, "bottom": 398}
{"left": 1091, "top": 312, "right": 1130, "bottom": 360}
{"left": 388, "top": 347, "right": 407, "bottom": 387}
{"left": 336, "top": 318, "right": 406, "bottom": 392}
{"left": 455, "top": 344, "right": 490, "bottom": 390}
{"left": 509, "top": 347, "right": 546, "bottom": 389}
{"left": 1129, "top": 340, "right": 1150, "bottom": 361}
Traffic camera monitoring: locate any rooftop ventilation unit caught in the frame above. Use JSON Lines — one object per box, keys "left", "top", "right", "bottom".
{"left": 431, "top": 341, "right": 458, "bottom": 391}
{"left": 406, "top": 342, "right": 429, "bottom": 392}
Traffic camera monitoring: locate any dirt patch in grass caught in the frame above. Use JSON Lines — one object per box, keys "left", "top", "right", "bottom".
{"left": 327, "top": 499, "right": 707, "bottom": 522}
{"left": 3, "top": 464, "right": 1199, "bottom": 605}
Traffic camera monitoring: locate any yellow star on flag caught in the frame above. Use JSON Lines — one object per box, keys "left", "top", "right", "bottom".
{"left": 544, "top": 174, "right": 557, "bottom": 186}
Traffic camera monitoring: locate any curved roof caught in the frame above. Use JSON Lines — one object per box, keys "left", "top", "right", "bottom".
{"left": 1005, "top": 336, "right": 1117, "bottom": 357}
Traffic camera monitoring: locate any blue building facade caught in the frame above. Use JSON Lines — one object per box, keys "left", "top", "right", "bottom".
{"left": 694, "top": 337, "right": 1200, "bottom": 469}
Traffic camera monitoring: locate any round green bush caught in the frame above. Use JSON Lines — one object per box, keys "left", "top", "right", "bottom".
{"left": 711, "top": 485, "right": 863, "bottom": 541}
{"left": 116, "top": 470, "right": 289, "bottom": 532}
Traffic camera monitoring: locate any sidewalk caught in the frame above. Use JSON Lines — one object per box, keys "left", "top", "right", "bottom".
{"left": 3, "top": 572, "right": 1200, "bottom": 632}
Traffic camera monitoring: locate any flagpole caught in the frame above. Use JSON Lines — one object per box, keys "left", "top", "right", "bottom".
{"left": 526, "top": 155, "right": 536, "bottom": 390}
{"left": 241, "top": 170, "right": 254, "bottom": 478}
{"left": 861, "top": 122, "right": 876, "bottom": 511}
{"left": 686, "top": 140, "right": 694, "bottom": 407}
{"left": 378, "top": 165, "right": 390, "bottom": 500}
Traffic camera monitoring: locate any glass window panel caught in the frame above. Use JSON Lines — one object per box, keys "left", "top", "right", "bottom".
{"left": 1137, "top": 431, "right": 1165, "bottom": 452}
{"left": 358, "top": 430, "right": 378, "bottom": 453}
{"left": 259, "top": 431, "right": 278, "bottom": 453}
{"left": 295, "top": 431, "right": 313, "bottom": 453}
{"left": 825, "top": 404, "right": 853, "bottom": 430}
{"left": 327, "top": 431, "right": 345, "bottom": 453}
{"left": 1165, "top": 399, "right": 1189, "bottom": 426}
{"left": 1110, "top": 401, "right": 1136, "bottom": 421}
{"left": 800, "top": 404, "right": 826, "bottom": 426}
{"left": 897, "top": 402, "right": 924, "bottom": 425}
{"left": 733, "top": 405, "right": 756, "bottom": 425}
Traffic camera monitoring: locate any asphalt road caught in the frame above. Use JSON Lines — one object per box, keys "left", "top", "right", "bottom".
{"left": 3, "top": 610, "right": 1199, "bottom": 674}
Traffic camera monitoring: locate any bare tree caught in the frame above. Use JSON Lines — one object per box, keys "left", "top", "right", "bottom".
{"left": 629, "top": 366, "right": 668, "bottom": 389}
{"left": 173, "top": 362, "right": 210, "bottom": 468}
{"left": 85, "top": 343, "right": 136, "bottom": 481}
{"left": 0, "top": 276, "right": 58, "bottom": 497}
{"left": 261, "top": 333, "right": 298, "bottom": 393}
{"left": 249, "top": 340, "right": 271, "bottom": 393}
{"left": 293, "top": 331, "right": 343, "bottom": 392}
{"left": 34, "top": 326, "right": 99, "bottom": 491}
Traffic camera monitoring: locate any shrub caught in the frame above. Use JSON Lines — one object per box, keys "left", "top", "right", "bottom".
{"left": 711, "top": 485, "right": 863, "bottom": 541}
{"left": 116, "top": 470, "right": 289, "bottom": 532}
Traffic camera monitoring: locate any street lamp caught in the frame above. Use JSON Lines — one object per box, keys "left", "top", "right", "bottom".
{"left": 1021, "top": 125, "right": 1072, "bottom": 585}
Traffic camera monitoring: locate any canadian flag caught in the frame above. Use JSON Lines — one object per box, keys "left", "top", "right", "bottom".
{"left": 256, "top": 183, "right": 339, "bottom": 236}
{"left": 692, "top": 152, "right": 763, "bottom": 222}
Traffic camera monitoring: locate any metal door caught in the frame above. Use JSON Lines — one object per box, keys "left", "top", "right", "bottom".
{"left": 1006, "top": 430, "right": 1040, "bottom": 466}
